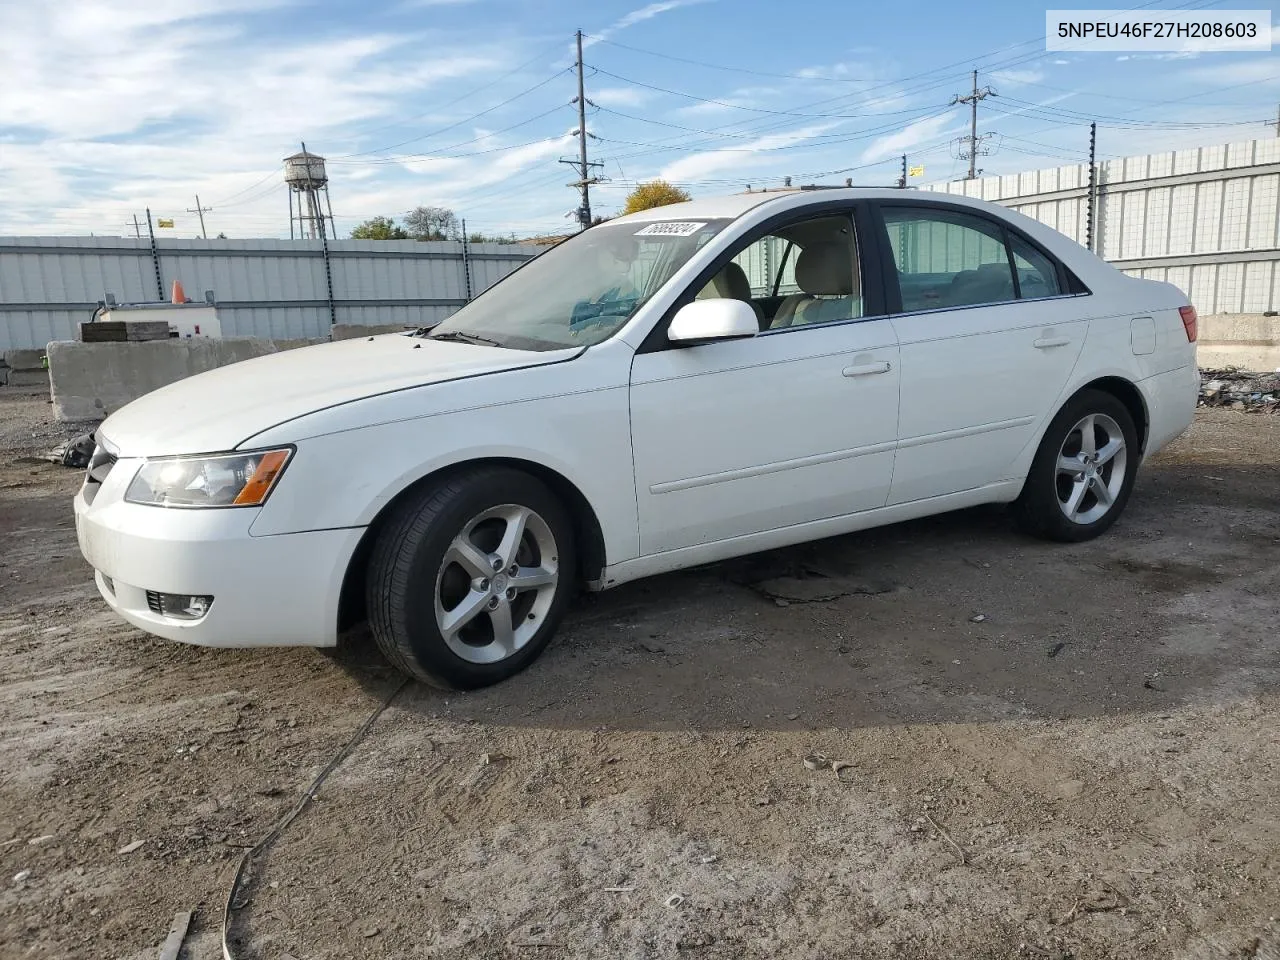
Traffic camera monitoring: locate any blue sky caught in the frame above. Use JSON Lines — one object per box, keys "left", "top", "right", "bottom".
{"left": 0, "top": 0, "right": 1275, "bottom": 238}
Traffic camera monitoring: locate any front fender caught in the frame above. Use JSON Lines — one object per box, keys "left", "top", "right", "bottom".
{"left": 248, "top": 385, "right": 639, "bottom": 566}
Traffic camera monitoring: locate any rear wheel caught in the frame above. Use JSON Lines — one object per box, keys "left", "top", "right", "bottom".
{"left": 1013, "top": 389, "right": 1139, "bottom": 542}
{"left": 366, "top": 467, "right": 576, "bottom": 689}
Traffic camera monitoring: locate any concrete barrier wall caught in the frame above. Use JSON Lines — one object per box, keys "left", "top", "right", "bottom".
{"left": 1197, "top": 313, "right": 1280, "bottom": 371}
{"left": 47, "top": 337, "right": 324, "bottom": 422}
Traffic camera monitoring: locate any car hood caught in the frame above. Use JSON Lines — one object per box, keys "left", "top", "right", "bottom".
{"left": 98, "top": 334, "right": 577, "bottom": 457}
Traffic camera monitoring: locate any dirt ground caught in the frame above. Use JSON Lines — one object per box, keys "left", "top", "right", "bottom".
{"left": 1, "top": 388, "right": 1277, "bottom": 960}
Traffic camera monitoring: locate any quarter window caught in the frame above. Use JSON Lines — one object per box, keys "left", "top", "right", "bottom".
{"left": 883, "top": 207, "right": 1035, "bottom": 312}
{"left": 1009, "top": 233, "right": 1063, "bottom": 299}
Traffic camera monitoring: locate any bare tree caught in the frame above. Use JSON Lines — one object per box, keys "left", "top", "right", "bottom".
{"left": 403, "top": 206, "right": 458, "bottom": 241}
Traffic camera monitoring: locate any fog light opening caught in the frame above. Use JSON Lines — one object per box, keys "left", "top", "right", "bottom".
{"left": 145, "top": 591, "right": 214, "bottom": 621}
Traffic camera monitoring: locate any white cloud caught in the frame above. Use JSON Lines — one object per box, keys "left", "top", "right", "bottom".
{"left": 859, "top": 113, "right": 954, "bottom": 164}
{"left": 991, "top": 68, "right": 1045, "bottom": 85}
{"left": 591, "top": 87, "right": 653, "bottom": 109}
{"left": 583, "top": 0, "right": 711, "bottom": 48}
{"left": 1186, "top": 58, "right": 1279, "bottom": 86}
{"left": 794, "top": 62, "right": 876, "bottom": 81}
{"left": 673, "top": 86, "right": 782, "bottom": 118}
{"left": 659, "top": 122, "right": 842, "bottom": 183}
{"left": 0, "top": 0, "right": 530, "bottom": 235}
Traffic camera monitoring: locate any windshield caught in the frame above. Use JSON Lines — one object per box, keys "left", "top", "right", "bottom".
{"left": 427, "top": 218, "right": 730, "bottom": 351}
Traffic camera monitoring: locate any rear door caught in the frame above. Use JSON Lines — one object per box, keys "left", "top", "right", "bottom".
{"left": 872, "top": 201, "right": 1089, "bottom": 505}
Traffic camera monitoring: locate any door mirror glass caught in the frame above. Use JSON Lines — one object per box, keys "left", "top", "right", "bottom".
{"left": 668, "top": 299, "right": 759, "bottom": 344}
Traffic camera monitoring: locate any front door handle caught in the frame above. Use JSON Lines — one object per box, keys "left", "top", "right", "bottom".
{"left": 843, "top": 361, "right": 892, "bottom": 377}
{"left": 1033, "top": 337, "right": 1070, "bottom": 349}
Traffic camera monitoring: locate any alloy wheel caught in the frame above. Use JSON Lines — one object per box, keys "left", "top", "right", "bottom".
{"left": 433, "top": 504, "right": 559, "bottom": 664}
{"left": 1055, "top": 412, "right": 1128, "bottom": 525}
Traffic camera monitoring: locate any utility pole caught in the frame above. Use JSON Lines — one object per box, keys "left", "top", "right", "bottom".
{"left": 1274, "top": 103, "right": 1279, "bottom": 136}
{"left": 897, "top": 154, "right": 907, "bottom": 188}
{"left": 952, "top": 70, "right": 996, "bottom": 180}
{"left": 131, "top": 214, "right": 142, "bottom": 239}
{"left": 560, "top": 29, "right": 603, "bottom": 230}
{"left": 186, "top": 195, "right": 212, "bottom": 239}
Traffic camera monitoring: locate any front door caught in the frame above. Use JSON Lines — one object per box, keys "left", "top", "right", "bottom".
{"left": 629, "top": 210, "right": 901, "bottom": 556}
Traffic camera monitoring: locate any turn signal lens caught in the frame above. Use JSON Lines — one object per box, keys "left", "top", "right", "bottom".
{"left": 232, "top": 450, "right": 291, "bottom": 505}
{"left": 1179, "top": 305, "right": 1198, "bottom": 343}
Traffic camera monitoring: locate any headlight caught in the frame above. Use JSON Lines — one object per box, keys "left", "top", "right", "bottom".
{"left": 125, "top": 448, "right": 293, "bottom": 508}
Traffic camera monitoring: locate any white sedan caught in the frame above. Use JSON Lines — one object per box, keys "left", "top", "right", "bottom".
{"left": 74, "top": 188, "right": 1198, "bottom": 688}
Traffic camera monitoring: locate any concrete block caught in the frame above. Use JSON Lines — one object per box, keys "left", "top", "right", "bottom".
{"left": 47, "top": 337, "right": 320, "bottom": 422}
{"left": 3, "top": 369, "right": 50, "bottom": 389}
{"left": 4, "top": 348, "right": 47, "bottom": 371}
{"left": 331, "top": 323, "right": 416, "bottom": 341}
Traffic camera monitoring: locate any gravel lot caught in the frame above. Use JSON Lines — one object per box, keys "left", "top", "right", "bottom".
{"left": 1, "top": 388, "right": 1277, "bottom": 960}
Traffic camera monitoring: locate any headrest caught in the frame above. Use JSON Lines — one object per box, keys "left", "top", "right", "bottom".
{"left": 715, "top": 261, "right": 753, "bottom": 301}
{"left": 795, "top": 243, "right": 855, "bottom": 296}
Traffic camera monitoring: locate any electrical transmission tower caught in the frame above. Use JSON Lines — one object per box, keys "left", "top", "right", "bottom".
{"left": 561, "top": 29, "right": 604, "bottom": 230}
{"left": 952, "top": 70, "right": 997, "bottom": 180}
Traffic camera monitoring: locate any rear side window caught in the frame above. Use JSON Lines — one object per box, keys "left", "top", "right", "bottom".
{"left": 881, "top": 205, "right": 1077, "bottom": 313}
{"left": 882, "top": 206, "right": 1016, "bottom": 312}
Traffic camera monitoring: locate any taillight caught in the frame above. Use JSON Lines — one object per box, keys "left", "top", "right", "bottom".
{"left": 1179, "top": 305, "right": 1197, "bottom": 343}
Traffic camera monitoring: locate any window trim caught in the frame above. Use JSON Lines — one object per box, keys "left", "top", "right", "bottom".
{"left": 868, "top": 198, "right": 1090, "bottom": 317}
{"left": 636, "top": 199, "right": 886, "bottom": 354}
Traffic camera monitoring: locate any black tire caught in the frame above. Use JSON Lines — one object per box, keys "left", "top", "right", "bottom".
{"left": 365, "top": 467, "right": 576, "bottom": 689}
{"left": 1012, "top": 389, "right": 1139, "bottom": 543}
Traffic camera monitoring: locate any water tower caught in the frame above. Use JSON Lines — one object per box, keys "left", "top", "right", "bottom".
{"left": 284, "top": 143, "right": 336, "bottom": 240}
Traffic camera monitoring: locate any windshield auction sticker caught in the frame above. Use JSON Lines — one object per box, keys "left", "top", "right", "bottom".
{"left": 1046, "top": 9, "right": 1271, "bottom": 51}
{"left": 634, "top": 222, "right": 708, "bottom": 237}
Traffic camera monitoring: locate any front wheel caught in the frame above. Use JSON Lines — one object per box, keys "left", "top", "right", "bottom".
{"left": 365, "top": 467, "right": 576, "bottom": 689}
{"left": 1012, "top": 389, "right": 1139, "bottom": 542}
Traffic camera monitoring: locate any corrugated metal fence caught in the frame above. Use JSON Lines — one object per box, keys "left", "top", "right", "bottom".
{"left": 0, "top": 237, "right": 538, "bottom": 352}
{"left": 927, "top": 136, "right": 1280, "bottom": 315}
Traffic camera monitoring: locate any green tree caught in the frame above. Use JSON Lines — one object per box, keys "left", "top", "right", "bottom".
{"left": 622, "top": 180, "right": 691, "bottom": 215}
{"left": 351, "top": 216, "right": 409, "bottom": 240}
{"left": 404, "top": 205, "right": 458, "bottom": 240}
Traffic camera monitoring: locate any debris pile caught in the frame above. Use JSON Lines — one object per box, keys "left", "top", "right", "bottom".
{"left": 1199, "top": 368, "right": 1280, "bottom": 412}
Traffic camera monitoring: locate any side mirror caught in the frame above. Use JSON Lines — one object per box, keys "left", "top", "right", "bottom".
{"left": 667, "top": 299, "right": 758, "bottom": 345}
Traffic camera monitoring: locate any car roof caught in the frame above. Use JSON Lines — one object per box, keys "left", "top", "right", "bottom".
{"left": 609, "top": 187, "right": 1020, "bottom": 224}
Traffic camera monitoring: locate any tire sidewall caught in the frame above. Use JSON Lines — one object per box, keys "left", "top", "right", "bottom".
{"left": 388, "top": 471, "right": 576, "bottom": 689}
{"left": 1020, "top": 390, "right": 1140, "bottom": 542}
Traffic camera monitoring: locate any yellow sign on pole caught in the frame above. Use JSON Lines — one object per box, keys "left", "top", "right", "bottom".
{"left": 908, "top": 165, "right": 925, "bottom": 178}
{"left": 157, "top": 218, "right": 175, "bottom": 228}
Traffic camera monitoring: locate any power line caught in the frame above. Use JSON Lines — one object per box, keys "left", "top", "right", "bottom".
{"left": 584, "top": 36, "right": 888, "bottom": 84}
{"left": 337, "top": 38, "right": 569, "bottom": 147}
{"left": 335, "top": 66, "right": 574, "bottom": 158}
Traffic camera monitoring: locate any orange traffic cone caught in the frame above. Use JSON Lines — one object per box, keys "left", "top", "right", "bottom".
{"left": 171, "top": 279, "right": 187, "bottom": 304}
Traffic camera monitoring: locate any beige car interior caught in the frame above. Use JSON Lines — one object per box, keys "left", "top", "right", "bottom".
{"left": 696, "top": 214, "right": 863, "bottom": 331}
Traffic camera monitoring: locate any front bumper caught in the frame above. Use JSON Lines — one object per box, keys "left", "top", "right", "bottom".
{"left": 73, "top": 457, "right": 364, "bottom": 648}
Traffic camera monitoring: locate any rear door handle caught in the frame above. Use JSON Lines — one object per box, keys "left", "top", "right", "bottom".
{"left": 1033, "top": 337, "right": 1070, "bottom": 349}
{"left": 843, "top": 361, "right": 892, "bottom": 377}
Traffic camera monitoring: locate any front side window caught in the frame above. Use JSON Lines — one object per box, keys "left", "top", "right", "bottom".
{"left": 428, "top": 219, "right": 729, "bottom": 351}
{"left": 882, "top": 207, "right": 1018, "bottom": 312}
{"left": 695, "top": 214, "right": 862, "bottom": 331}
